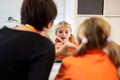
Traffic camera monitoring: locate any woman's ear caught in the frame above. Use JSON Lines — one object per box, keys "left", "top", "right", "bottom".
{"left": 48, "top": 21, "right": 53, "bottom": 29}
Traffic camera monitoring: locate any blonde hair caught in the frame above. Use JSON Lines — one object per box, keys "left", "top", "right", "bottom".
{"left": 55, "top": 21, "right": 72, "bottom": 34}
{"left": 76, "top": 16, "right": 111, "bottom": 55}
{"left": 107, "top": 41, "right": 120, "bottom": 67}
{"left": 106, "top": 41, "right": 120, "bottom": 76}
{"left": 55, "top": 21, "right": 76, "bottom": 43}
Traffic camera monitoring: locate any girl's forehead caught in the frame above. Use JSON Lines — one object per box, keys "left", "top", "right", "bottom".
{"left": 58, "top": 27, "right": 70, "bottom": 30}
{"left": 57, "top": 26, "right": 71, "bottom": 31}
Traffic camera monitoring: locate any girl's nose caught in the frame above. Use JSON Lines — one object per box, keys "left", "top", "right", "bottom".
{"left": 62, "top": 32, "right": 67, "bottom": 36}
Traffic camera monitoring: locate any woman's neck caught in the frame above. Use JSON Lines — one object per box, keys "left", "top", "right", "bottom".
{"left": 13, "top": 24, "right": 50, "bottom": 38}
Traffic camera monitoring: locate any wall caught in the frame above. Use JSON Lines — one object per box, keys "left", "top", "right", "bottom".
{"left": 74, "top": 0, "right": 120, "bottom": 44}
{"left": 53, "top": 0, "right": 65, "bottom": 24}
{"left": 0, "top": 0, "right": 22, "bottom": 28}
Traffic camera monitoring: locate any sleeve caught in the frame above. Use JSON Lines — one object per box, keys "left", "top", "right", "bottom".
{"left": 27, "top": 41, "right": 55, "bottom": 80}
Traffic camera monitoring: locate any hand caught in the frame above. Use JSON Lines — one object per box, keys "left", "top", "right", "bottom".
{"left": 55, "top": 41, "right": 78, "bottom": 58}
{"left": 55, "top": 42, "right": 63, "bottom": 49}
{"left": 52, "top": 36, "right": 63, "bottom": 44}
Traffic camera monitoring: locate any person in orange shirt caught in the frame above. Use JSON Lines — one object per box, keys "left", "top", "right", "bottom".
{"left": 54, "top": 17, "right": 119, "bottom": 80}
{"left": 53, "top": 21, "right": 78, "bottom": 62}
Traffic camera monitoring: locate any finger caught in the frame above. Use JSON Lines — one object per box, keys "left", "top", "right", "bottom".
{"left": 55, "top": 36, "right": 63, "bottom": 43}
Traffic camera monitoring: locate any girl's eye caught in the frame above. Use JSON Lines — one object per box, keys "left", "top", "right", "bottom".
{"left": 58, "top": 30, "right": 63, "bottom": 34}
{"left": 66, "top": 32, "right": 68, "bottom": 34}
{"left": 65, "top": 31, "right": 70, "bottom": 34}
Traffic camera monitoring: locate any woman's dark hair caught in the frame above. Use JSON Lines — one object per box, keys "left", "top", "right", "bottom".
{"left": 21, "top": 0, "right": 57, "bottom": 31}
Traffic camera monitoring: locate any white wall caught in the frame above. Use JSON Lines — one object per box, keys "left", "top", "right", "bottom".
{"left": 104, "top": 0, "right": 120, "bottom": 16}
{"left": 53, "top": 0, "right": 65, "bottom": 24}
{"left": 0, "top": 0, "right": 22, "bottom": 28}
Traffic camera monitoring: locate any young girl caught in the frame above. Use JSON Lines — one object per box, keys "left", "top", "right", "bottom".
{"left": 53, "top": 21, "right": 78, "bottom": 61}
{"left": 54, "top": 17, "right": 119, "bottom": 80}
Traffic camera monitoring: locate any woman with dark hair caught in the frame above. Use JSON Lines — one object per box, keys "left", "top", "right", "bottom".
{"left": 0, "top": 0, "right": 57, "bottom": 80}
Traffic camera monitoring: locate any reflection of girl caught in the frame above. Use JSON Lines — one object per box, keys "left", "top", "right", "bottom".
{"left": 53, "top": 21, "right": 78, "bottom": 61}
{"left": 55, "top": 17, "right": 119, "bottom": 80}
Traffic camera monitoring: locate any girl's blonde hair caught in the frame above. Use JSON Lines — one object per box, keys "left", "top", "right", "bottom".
{"left": 55, "top": 21, "right": 76, "bottom": 43}
{"left": 55, "top": 21, "right": 72, "bottom": 35}
{"left": 107, "top": 41, "right": 120, "bottom": 67}
{"left": 107, "top": 41, "right": 120, "bottom": 76}
{"left": 76, "top": 16, "right": 111, "bottom": 55}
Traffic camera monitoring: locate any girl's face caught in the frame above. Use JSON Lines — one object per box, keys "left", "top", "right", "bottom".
{"left": 56, "top": 26, "right": 71, "bottom": 43}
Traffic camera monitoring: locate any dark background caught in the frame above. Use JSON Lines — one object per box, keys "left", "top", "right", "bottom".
{"left": 78, "top": 0, "right": 104, "bottom": 15}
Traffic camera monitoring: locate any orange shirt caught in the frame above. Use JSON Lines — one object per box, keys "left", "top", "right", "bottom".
{"left": 55, "top": 49, "right": 119, "bottom": 80}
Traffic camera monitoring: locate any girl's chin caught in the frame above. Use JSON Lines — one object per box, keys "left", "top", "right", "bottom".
{"left": 62, "top": 39, "right": 67, "bottom": 42}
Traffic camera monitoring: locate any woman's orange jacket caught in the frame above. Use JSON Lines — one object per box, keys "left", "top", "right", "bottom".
{"left": 55, "top": 49, "right": 119, "bottom": 80}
